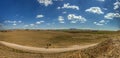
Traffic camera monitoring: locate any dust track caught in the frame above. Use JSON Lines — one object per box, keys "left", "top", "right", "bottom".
{"left": 0, "top": 41, "right": 98, "bottom": 53}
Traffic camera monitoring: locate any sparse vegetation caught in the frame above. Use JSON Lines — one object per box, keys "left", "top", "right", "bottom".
{"left": 0, "top": 30, "right": 120, "bottom": 58}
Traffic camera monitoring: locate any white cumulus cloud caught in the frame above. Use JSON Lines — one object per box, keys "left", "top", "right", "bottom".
{"left": 94, "top": 20, "right": 108, "bottom": 26}
{"left": 104, "top": 13, "right": 120, "bottom": 19}
{"left": 37, "top": 0, "right": 53, "bottom": 6}
{"left": 85, "top": 7, "right": 104, "bottom": 14}
{"left": 5, "top": 20, "right": 16, "bottom": 23}
{"left": 94, "top": 22, "right": 104, "bottom": 26}
{"left": 36, "top": 21, "right": 45, "bottom": 24}
{"left": 4, "top": 20, "right": 22, "bottom": 26}
{"left": 36, "top": 14, "right": 44, "bottom": 18}
{"left": 113, "top": 1, "right": 120, "bottom": 10}
{"left": 67, "top": 14, "right": 87, "bottom": 23}
{"left": 57, "top": 3, "right": 79, "bottom": 10}
{"left": 58, "top": 16, "right": 65, "bottom": 23}
{"left": 30, "top": 24, "right": 35, "bottom": 26}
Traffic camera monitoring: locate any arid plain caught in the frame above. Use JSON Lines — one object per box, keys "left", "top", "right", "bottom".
{"left": 0, "top": 30, "right": 120, "bottom": 58}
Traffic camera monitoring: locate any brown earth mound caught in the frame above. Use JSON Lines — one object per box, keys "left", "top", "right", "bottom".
{"left": 68, "top": 38, "right": 120, "bottom": 58}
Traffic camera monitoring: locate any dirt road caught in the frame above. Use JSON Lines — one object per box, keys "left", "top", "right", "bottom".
{"left": 0, "top": 41, "right": 98, "bottom": 53}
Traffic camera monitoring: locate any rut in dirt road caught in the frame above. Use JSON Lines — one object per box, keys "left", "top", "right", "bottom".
{"left": 0, "top": 41, "right": 98, "bottom": 53}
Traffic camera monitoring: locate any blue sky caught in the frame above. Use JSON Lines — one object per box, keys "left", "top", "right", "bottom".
{"left": 0, "top": 0, "right": 120, "bottom": 30}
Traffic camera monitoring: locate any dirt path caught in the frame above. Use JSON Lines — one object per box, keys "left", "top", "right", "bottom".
{"left": 0, "top": 41, "right": 98, "bottom": 53}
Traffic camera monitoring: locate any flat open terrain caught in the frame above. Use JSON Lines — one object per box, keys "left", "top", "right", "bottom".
{"left": 0, "top": 30, "right": 120, "bottom": 48}
{"left": 0, "top": 30, "right": 120, "bottom": 58}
